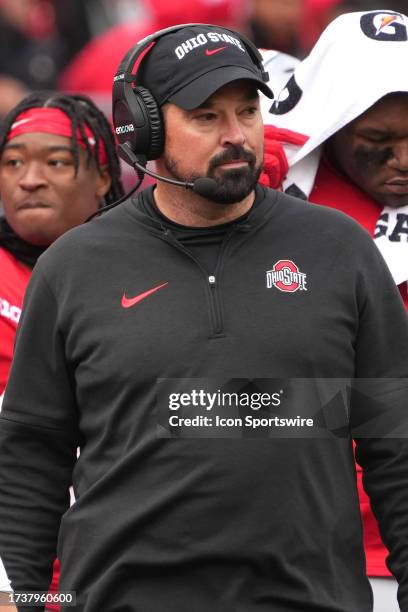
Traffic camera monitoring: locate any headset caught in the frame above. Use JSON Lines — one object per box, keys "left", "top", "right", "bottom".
{"left": 112, "top": 23, "right": 269, "bottom": 167}
{"left": 86, "top": 25, "right": 270, "bottom": 221}
{"left": 87, "top": 23, "right": 269, "bottom": 219}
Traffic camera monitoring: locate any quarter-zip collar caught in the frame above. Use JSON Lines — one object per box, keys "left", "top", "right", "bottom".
{"left": 120, "top": 184, "right": 279, "bottom": 238}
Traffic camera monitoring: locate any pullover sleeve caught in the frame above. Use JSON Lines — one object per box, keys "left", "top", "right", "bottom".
{"left": 0, "top": 265, "right": 78, "bottom": 612}
{"left": 351, "top": 233, "right": 408, "bottom": 611}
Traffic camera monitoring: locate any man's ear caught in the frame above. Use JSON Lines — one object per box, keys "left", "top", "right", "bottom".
{"left": 95, "top": 166, "right": 112, "bottom": 198}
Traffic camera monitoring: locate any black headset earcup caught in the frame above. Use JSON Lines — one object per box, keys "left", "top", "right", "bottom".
{"left": 135, "top": 86, "right": 164, "bottom": 160}
{"left": 112, "top": 79, "right": 164, "bottom": 163}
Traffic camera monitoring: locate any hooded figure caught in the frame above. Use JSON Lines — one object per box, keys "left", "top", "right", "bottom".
{"left": 261, "top": 10, "right": 408, "bottom": 305}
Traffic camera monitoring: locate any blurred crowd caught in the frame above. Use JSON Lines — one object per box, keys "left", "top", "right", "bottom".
{"left": 0, "top": 0, "right": 406, "bottom": 120}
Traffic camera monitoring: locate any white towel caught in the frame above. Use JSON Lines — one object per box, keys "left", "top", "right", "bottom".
{"left": 260, "top": 10, "right": 408, "bottom": 285}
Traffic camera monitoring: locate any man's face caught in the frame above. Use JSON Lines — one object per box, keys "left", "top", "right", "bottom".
{"left": 327, "top": 93, "right": 408, "bottom": 208}
{"left": 0, "top": 132, "right": 111, "bottom": 245}
{"left": 158, "top": 80, "right": 264, "bottom": 205}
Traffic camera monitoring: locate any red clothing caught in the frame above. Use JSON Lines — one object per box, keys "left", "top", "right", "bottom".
{"left": 0, "top": 247, "right": 60, "bottom": 609}
{"left": 46, "top": 559, "right": 60, "bottom": 612}
{"left": 0, "top": 248, "right": 31, "bottom": 394}
{"left": 310, "top": 158, "right": 408, "bottom": 576}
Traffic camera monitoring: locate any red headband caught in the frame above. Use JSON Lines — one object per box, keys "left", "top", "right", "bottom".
{"left": 7, "top": 107, "right": 108, "bottom": 165}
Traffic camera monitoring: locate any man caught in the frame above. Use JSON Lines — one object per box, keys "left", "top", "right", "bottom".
{"left": 0, "top": 24, "right": 407, "bottom": 612}
{"left": 260, "top": 10, "right": 408, "bottom": 610}
{"left": 260, "top": 9, "right": 408, "bottom": 304}
{"left": 0, "top": 91, "right": 124, "bottom": 399}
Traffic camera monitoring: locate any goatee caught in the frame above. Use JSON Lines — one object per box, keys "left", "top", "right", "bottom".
{"left": 164, "top": 145, "right": 263, "bottom": 204}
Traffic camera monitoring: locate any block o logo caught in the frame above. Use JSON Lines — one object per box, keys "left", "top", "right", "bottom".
{"left": 360, "top": 12, "right": 407, "bottom": 41}
{"left": 266, "top": 260, "right": 307, "bottom": 293}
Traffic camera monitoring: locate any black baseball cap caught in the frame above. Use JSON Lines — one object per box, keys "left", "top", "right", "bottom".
{"left": 137, "top": 25, "right": 274, "bottom": 110}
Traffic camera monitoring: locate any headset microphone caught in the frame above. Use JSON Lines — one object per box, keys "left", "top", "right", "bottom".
{"left": 118, "top": 142, "right": 219, "bottom": 200}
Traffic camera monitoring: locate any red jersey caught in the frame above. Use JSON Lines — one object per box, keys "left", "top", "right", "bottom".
{"left": 0, "top": 248, "right": 31, "bottom": 394}
{"left": 0, "top": 247, "right": 61, "bottom": 608}
{"left": 310, "top": 158, "right": 408, "bottom": 576}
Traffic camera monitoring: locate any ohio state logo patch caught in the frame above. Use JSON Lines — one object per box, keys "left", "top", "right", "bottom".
{"left": 266, "top": 260, "right": 307, "bottom": 292}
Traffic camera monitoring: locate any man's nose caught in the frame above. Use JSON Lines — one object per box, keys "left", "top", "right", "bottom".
{"left": 389, "top": 139, "right": 408, "bottom": 171}
{"left": 220, "top": 116, "right": 246, "bottom": 147}
{"left": 18, "top": 162, "right": 48, "bottom": 190}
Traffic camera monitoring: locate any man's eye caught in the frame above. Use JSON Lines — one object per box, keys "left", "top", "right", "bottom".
{"left": 48, "top": 159, "right": 71, "bottom": 167}
{"left": 368, "top": 137, "right": 388, "bottom": 144}
{"left": 195, "top": 113, "right": 217, "bottom": 121}
{"left": 3, "top": 158, "right": 22, "bottom": 167}
{"left": 242, "top": 106, "right": 258, "bottom": 116}
{"left": 360, "top": 132, "right": 389, "bottom": 143}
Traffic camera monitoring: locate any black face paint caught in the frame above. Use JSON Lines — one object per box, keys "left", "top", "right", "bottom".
{"left": 354, "top": 144, "right": 393, "bottom": 170}
{"left": 352, "top": 143, "right": 408, "bottom": 207}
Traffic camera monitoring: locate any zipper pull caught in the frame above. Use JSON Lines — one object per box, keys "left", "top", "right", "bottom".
{"left": 208, "top": 275, "right": 216, "bottom": 287}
